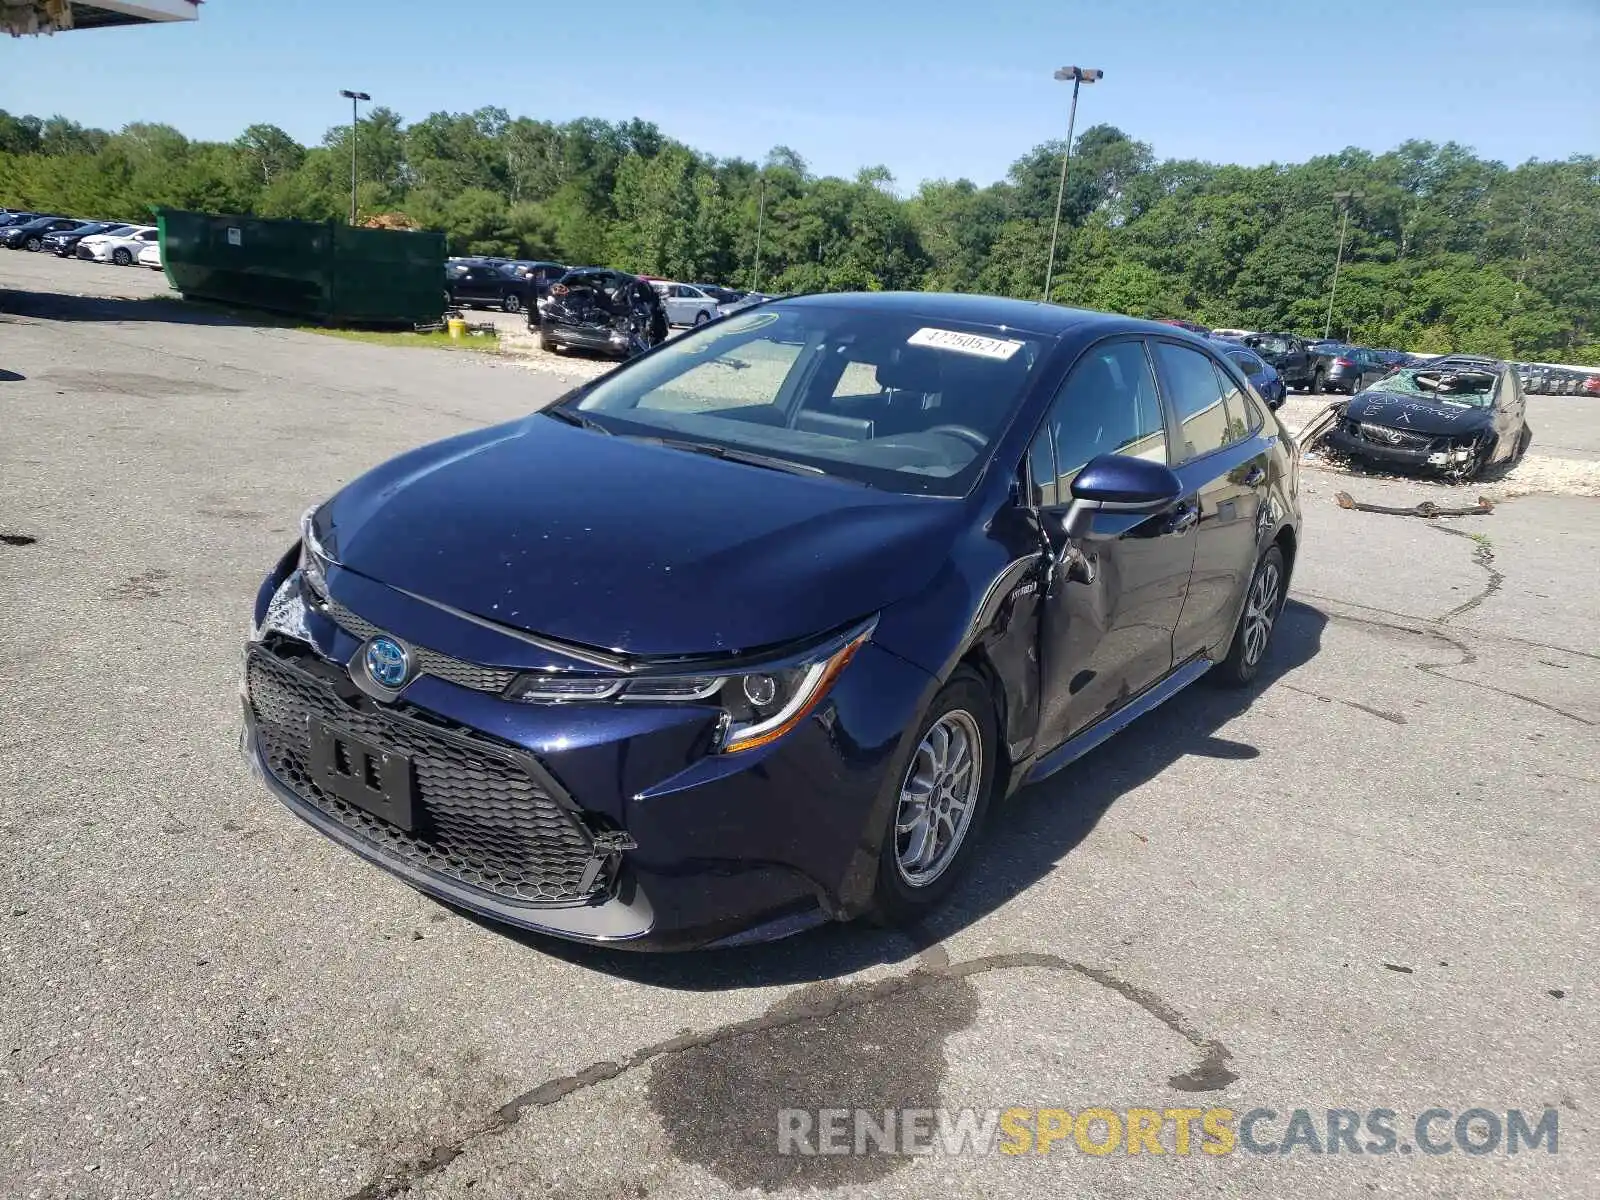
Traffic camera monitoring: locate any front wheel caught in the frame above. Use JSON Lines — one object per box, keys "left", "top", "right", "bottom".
{"left": 870, "top": 669, "right": 997, "bottom": 926}
{"left": 26, "top": 237, "right": 43, "bottom": 252}
{"left": 693, "top": 310, "right": 711, "bottom": 326}
{"left": 111, "top": 248, "right": 132, "bottom": 266}
{"left": 502, "top": 292, "right": 522, "bottom": 314}
{"left": 1211, "top": 545, "right": 1286, "bottom": 688}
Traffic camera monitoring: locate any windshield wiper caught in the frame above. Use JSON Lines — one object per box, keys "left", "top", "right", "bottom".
{"left": 637, "top": 436, "right": 825, "bottom": 476}
{"left": 543, "top": 407, "right": 612, "bottom": 434}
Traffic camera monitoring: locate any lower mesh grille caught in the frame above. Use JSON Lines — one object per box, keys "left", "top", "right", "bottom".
{"left": 247, "top": 647, "right": 600, "bottom": 904}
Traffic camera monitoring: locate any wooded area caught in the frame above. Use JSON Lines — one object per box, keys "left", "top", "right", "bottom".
{"left": 2, "top": 106, "right": 1595, "bottom": 361}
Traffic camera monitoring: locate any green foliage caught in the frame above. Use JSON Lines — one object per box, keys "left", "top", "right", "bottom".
{"left": 1, "top": 105, "right": 1595, "bottom": 359}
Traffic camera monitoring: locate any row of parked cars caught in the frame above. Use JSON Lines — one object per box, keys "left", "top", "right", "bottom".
{"left": 445, "top": 255, "right": 773, "bottom": 359}
{"left": 0, "top": 209, "right": 163, "bottom": 269}
{"left": 1519, "top": 363, "right": 1600, "bottom": 396}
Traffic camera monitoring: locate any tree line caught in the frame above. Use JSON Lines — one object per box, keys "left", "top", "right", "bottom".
{"left": 1, "top": 106, "right": 1596, "bottom": 362}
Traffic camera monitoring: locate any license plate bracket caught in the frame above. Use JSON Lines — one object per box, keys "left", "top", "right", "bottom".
{"left": 307, "top": 719, "right": 418, "bottom": 832}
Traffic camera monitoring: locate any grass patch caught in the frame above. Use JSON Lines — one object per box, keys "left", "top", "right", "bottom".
{"left": 302, "top": 327, "right": 501, "bottom": 353}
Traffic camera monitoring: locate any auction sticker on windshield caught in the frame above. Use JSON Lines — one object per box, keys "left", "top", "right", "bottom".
{"left": 908, "top": 327, "right": 1024, "bottom": 360}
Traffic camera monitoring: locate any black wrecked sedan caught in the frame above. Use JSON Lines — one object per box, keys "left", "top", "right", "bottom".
{"left": 242, "top": 293, "right": 1302, "bottom": 950}
{"left": 536, "top": 268, "right": 670, "bottom": 358}
{"left": 1321, "top": 355, "right": 1530, "bottom": 479}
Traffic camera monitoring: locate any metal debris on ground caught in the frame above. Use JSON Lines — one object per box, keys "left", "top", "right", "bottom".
{"left": 1333, "top": 491, "right": 1494, "bottom": 518}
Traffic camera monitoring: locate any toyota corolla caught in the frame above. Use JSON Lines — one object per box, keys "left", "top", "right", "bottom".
{"left": 243, "top": 293, "right": 1301, "bottom": 950}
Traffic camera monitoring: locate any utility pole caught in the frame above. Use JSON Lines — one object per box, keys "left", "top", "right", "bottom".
{"left": 751, "top": 175, "right": 767, "bottom": 292}
{"left": 339, "top": 89, "right": 371, "bottom": 226}
{"left": 1042, "top": 65, "right": 1102, "bottom": 304}
{"left": 1324, "top": 190, "right": 1364, "bottom": 340}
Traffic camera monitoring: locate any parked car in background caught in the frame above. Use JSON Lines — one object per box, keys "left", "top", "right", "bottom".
{"left": 537, "top": 268, "right": 669, "bottom": 358}
{"left": 1238, "top": 332, "right": 1319, "bottom": 392}
{"left": 1220, "top": 343, "right": 1286, "bottom": 408}
{"left": 652, "top": 281, "right": 723, "bottom": 327}
{"left": 81, "top": 225, "right": 158, "bottom": 265}
{"left": 717, "top": 291, "right": 774, "bottom": 318}
{"left": 1156, "top": 317, "right": 1210, "bottom": 336}
{"left": 1372, "top": 349, "right": 1417, "bottom": 370}
{"left": 138, "top": 242, "right": 163, "bottom": 271}
{"left": 2, "top": 215, "right": 86, "bottom": 251}
{"left": 243, "top": 292, "right": 1301, "bottom": 949}
{"left": 1582, "top": 374, "right": 1600, "bottom": 396}
{"left": 1322, "top": 346, "right": 1390, "bottom": 394}
{"left": 505, "top": 260, "right": 568, "bottom": 303}
{"left": 1210, "top": 327, "right": 1256, "bottom": 340}
{"left": 694, "top": 284, "right": 746, "bottom": 306}
{"left": 446, "top": 260, "right": 542, "bottom": 313}
{"left": 1318, "top": 355, "right": 1528, "bottom": 479}
{"left": 0, "top": 210, "right": 40, "bottom": 228}
{"left": 42, "top": 221, "right": 132, "bottom": 257}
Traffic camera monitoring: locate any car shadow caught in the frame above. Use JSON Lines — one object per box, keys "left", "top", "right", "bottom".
{"left": 453, "top": 598, "right": 1329, "bottom": 988}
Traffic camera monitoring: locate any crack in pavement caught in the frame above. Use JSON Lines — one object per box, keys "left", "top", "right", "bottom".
{"left": 343, "top": 950, "right": 1236, "bottom": 1199}
{"left": 1315, "top": 606, "right": 1593, "bottom": 726}
{"left": 1299, "top": 590, "right": 1600, "bottom": 663}
{"left": 1432, "top": 527, "right": 1506, "bottom": 623}
{"left": 1279, "top": 682, "right": 1407, "bottom": 724}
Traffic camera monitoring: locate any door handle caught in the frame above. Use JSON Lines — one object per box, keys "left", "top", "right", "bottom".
{"left": 1242, "top": 464, "right": 1267, "bottom": 487}
{"left": 1164, "top": 503, "right": 1199, "bottom": 535}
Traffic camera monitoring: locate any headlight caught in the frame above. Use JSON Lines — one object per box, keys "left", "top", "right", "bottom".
{"left": 504, "top": 621, "right": 874, "bottom": 754}
{"left": 298, "top": 505, "right": 333, "bottom": 598}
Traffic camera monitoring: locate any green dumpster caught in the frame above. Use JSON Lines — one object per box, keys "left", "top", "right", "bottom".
{"left": 155, "top": 209, "right": 445, "bottom": 325}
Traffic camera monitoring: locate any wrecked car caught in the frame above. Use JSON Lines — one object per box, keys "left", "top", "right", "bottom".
{"left": 1307, "top": 355, "right": 1531, "bottom": 479}
{"left": 241, "top": 295, "right": 1301, "bottom": 950}
{"left": 534, "top": 268, "right": 669, "bottom": 359}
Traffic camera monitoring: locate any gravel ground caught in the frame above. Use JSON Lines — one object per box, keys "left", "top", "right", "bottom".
{"left": 2, "top": 252, "right": 1596, "bottom": 1200}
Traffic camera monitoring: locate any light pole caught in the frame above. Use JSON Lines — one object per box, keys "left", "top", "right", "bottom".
{"left": 1324, "top": 190, "right": 1364, "bottom": 340}
{"left": 339, "top": 89, "right": 370, "bottom": 226}
{"left": 1042, "top": 65, "right": 1102, "bottom": 304}
{"left": 750, "top": 174, "right": 767, "bottom": 292}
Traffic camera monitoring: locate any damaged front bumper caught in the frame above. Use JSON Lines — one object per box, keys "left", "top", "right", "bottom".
{"left": 1316, "top": 419, "right": 1480, "bottom": 471}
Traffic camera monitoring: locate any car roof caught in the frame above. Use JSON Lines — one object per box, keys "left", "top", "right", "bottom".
{"left": 776, "top": 291, "right": 1163, "bottom": 339}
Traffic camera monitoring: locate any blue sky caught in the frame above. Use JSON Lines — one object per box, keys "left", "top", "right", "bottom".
{"left": 3, "top": 0, "right": 1597, "bottom": 189}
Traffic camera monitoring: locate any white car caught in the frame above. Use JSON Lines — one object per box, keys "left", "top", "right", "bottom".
{"left": 82, "top": 225, "right": 158, "bottom": 265}
{"left": 138, "top": 242, "right": 163, "bottom": 270}
{"left": 651, "top": 281, "right": 722, "bottom": 327}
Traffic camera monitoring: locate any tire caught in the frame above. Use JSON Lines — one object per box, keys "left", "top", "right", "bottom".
{"left": 1311, "top": 368, "right": 1325, "bottom": 394}
{"left": 1211, "top": 544, "right": 1286, "bottom": 688}
{"left": 1514, "top": 422, "right": 1532, "bottom": 464}
{"left": 693, "top": 309, "right": 711, "bottom": 326}
{"left": 502, "top": 292, "right": 522, "bottom": 314}
{"left": 25, "top": 237, "right": 42, "bottom": 252}
{"left": 111, "top": 248, "right": 132, "bottom": 266}
{"left": 870, "top": 669, "right": 998, "bottom": 926}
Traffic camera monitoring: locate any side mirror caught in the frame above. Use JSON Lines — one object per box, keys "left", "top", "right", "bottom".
{"left": 1060, "top": 454, "right": 1184, "bottom": 540}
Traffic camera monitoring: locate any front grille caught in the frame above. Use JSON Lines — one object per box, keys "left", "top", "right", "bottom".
{"left": 247, "top": 647, "right": 601, "bottom": 904}
{"left": 1353, "top": 421, "right": 1435, "bottom": 450}
{"left": 320, "top": 594, "right": 517, "bottom": 694}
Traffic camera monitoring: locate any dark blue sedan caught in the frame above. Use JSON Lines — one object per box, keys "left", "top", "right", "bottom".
{"left": 243, "top": 293, "right": 1302, "bottom": 950}
{"left": 1219, "top": 343, "right": 1287, "bottom": 409}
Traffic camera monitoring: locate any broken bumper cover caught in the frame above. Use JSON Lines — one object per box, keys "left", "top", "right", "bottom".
{"left": 1322, "top": 426, "right": 1477, "bottom": 470}
{"left": 240, "top": 592, "right": 935, "bottom": 951}
{"left": 541, "top": 319, "right": 633, "bottom": 356}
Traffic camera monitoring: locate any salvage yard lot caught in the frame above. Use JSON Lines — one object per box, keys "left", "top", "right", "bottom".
{"left": 2, "top": 252, "right": 1597, "bottom": 1200}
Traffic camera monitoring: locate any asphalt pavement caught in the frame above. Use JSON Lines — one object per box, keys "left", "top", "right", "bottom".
{"left": 2, "top": 251, "right": 1596, "bottom": 1199}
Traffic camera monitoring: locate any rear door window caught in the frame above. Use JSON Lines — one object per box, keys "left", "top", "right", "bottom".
{"left": 1153, "top": 341, "right": 1244, "bottom": 460}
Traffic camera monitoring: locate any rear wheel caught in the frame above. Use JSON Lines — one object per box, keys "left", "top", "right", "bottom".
{"left": 870, "top": 669, "right": 997, "bottom": 926}
{"left": 1311, "top": 368, "right": 1325, "bottom": 394}
{"left": 111, "top": 247, "right": 132, "bottom": 266}
{"left": 1211, "top": 545, "right": 1286, "bottom": 688}
{"left": 502, "top": 292, "right": 523, "bottom": 314}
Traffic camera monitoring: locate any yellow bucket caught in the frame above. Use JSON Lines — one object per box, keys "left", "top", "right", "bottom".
{"left": 447, "top": 317, "right": 467, "bottom": 340}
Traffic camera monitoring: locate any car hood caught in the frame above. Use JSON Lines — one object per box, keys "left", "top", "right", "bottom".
{"left": 1346, "top": 391, "right": 1494, "bottom": 436}
{"left": 318, "top": 416, "right": 964, "bottom": 658}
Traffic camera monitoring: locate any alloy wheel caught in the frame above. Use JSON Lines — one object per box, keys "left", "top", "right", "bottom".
{"left": 1242, "top": 559, "right": 1281, "bottom": 667}
{"left": 894, "top": 710, "right": 983, "bottom": 887}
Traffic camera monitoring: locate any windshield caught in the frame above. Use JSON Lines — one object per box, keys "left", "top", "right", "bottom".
{"left": 1371, "top": 367, "right": 1498, "bottom": 407}
{"left": 1246, "top": 334, "right": 1292, "bottom": 355}
{"left": 565, "top": 303, "right": 1050, "bottom": 496}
